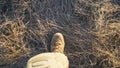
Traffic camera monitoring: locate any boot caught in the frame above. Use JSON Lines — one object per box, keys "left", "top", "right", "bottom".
{"left": 51, "top": 33, "right": 65, "bottom": 53}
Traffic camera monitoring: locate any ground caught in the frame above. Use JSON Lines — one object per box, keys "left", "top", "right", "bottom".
{"left": 0, "top": 0, "right": 120, "bottom": 68}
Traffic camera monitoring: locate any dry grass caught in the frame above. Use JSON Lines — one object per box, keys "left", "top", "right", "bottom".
{"left": 0, "top": 0, "right": 120, "bottom": 68}
{"left": 0, "top": 20, "right": 29, "bottom": 65}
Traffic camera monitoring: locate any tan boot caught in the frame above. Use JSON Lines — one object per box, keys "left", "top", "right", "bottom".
{"left": 51, "top": 33, "right": 65, "bottom": 53}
